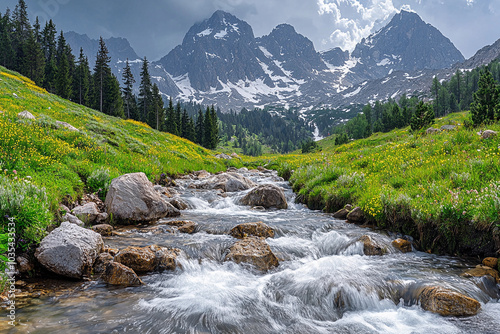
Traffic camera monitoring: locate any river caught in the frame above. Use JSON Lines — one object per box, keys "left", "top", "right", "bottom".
{"left": 10, "top": 169, "right": 500, "bottom": 333}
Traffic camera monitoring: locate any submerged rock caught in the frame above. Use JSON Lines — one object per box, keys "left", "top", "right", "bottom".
{"left": 196, "top": 172, "right": 257, "bottom": 192}
{"left": 419, "top": 286, "right": 481, "bottom": 316}
{"left": 105, "top": 172, "right": 180, "bottom": 224}
{"left": 229, "top": 222, "right": 275, "bottom": 239}
{"left": 164, "top": 220, "right": 198, "bottom": 234}
{"left": 35, "top": 222, "right": 103, "bottom": 278}
{"left": 392, "top": 238, "right": 412, "bottom": 253}
{"left": 240, "top": 184, "right": 288, "bottom": 209}
{"left": 462, "top": 265, "right": 500, "bottom": 283}
{"left": 102, "top": 262, "right": 143, "bottom": 286}
{"left": 225, "top": 236, "right": 279, "bottom": 271}
{"left": 359, "top": 235, "right": 386, "bottom": 256}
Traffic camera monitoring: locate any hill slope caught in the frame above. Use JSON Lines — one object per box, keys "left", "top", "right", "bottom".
{"left": 0, "top": 66, "right": 240, "bottom": 210}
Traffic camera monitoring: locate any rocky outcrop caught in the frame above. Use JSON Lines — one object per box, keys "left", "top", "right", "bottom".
{"left": 481, "top": 130, "right": 497, "bottom": 139}
{"left": 196, "top": 172, "right": 257, "bottom": 192}
{"left": 229, "top": 222, "right": 275, "bottom": 239}
{"left": 392, "top": 238, "right": 412, "bottom": 253}
{"left": 240, "top": 184, "right": 288, "bottom": 209}
{"left": 426, "top": 127, "right": 440, "bottom": 134}
{"left": 102, "top": 262, "right": 144, "bottom": 286}
{"left": 72, "top": 202, "right": 100, "bottom": 225}
{"left": 359, "top": 235, "right": 386, "bottom": 256}
{"left": 92, "top": 224, "right": 114, "bottom": 236}
{"left": 462, "top": 265, "right": 500, "bottom": 282}
{"left": 18, "top": 110, "right": 35, "bottom": 119}
{"left": 35, "top": 222, "right": 103, "bottom": 278}
{"left": 418, "top": 286, "right": 481, "bottom": 316}
{"left": 164, "top": 220, "right": 198, "bottom": 234}
{"left": 55, "top": 121, "right": 79, "bottom": 132}
{"left": 105, "top": 172, "right": 180, "bottom": 224}
{"left": 114, "top": 245, "right": 180, "bottom": 273}
{"left": 347, "top": 207, "right": 365, "bottom": 224}
{"left": 225, "top": 236, "right": 279, "bottom": 271}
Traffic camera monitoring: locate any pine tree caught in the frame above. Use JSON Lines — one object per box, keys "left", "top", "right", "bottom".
{"left": 470, "top": 69, "right": 500, "bottom": 125}
{"left": 12, "top": 0, "right": 31, "bottom": 72}
{"left": 186, "top": 117, "right": 196, "bottom": 142}
{"left": 165, "top": 98, "right": 177, "bottom": 133}
{"left": 22, "top": 27, "right": 45, "bottom": 85}
{"left": 195, "top": 108, "right": 204, "bottom": 145}
{"left": 410, "top": 101, "right": 434, "bottom": 132}
{"left": 104, "top": 74, "right": 124, "bottom": 118}
{"left": 151, "top": 83, "right": 164, "bottom": 130}
{"left": 175, "top": 102, "right": 182, "bottom": 136}
{"left": 73, "top": 48, "right": 91, "bottom": 106}
{"left": 181, "top": 108, "right": 190, "bottom": 138}
{"left": 55, "top": 31, "right": 72, "bottom": 99}
{"left": 210, "top": 105, "right": 219, "bottom": 148}
{"left": 42, "top": 20, "right": 57, "bottom": 93}
{"left": 122, "top": 58, "right": 136, "bottom": 119}
{"left": 138, "top": 57, "right": 152, "bottom": 123}
{"left": 93, "top": 37, "right": 112, "bottom": 113}
{"left": 0, "top": 12, "right": 15, "bottom": 69}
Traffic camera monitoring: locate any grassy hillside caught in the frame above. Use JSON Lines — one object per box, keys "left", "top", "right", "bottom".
{"left": 0, "top": 66, "right": 245, "bottom": 251}
{"left": 249, "top": 113, "right": 500, "bottom": 257}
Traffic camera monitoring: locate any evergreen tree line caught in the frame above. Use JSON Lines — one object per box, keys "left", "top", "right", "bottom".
{"left": 0, "top": 1, "right": 219, "bottom": 150}
{"left": 218, "top": 108, "right": 314, "bottom": 154}
{"left": 431, "top": 61, "right": 500, "bottom": 117}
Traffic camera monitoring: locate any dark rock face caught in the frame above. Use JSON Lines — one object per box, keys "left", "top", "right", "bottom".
{"left": 321, "top": 47, "right": 349, "bottom": 67}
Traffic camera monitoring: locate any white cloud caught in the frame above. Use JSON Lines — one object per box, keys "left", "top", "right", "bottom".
{"left": 317, "top": 0, "right": 400, "bottom": 51}
{"left": 466, "top": 0, "right": 474, "bottom": 6}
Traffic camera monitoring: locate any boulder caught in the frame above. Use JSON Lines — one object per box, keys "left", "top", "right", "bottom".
{"left": 72, "top": 202, "right": 100, "bottom": 224}
{"left": 347, "top": 207, "right": 365, "bottom": 223}
{"left": 103, "top": 247, "right": 119, "bottom": 256}
{"left": 359, "top": 235, "right": 386, "bottom": 256}
{"left": 153, "top": 185, "right": 171, "bottom": 197}
{"left": 95, "top": 212, "right": 109, "bottom": 224}
{"left": 230, "top": 153, "right": 240, "bottom": 159}
{"left": 35, "top": 222, "right": 103, "bottom": 278}
{"left": 215, "top": 153, "right": 232, "bottom": 160}
{"left": 481, "top": 130, "right": 497, "bottom": 139}
{"left": 419, "top": 286, "right": 481, "bottom": 316}
{"left": 392, "top": 238, "right": 412, "bottom": 253}
{"left": 229, "top": 222, "right": 275, "bottom": 239}
{"left": 82, "top": 193, "right": 106, "bottom": 212}
{"left": 114, "top": 246, "right": 157, "bottom": 272}
{"left": 332, "top": 208, "right": 349, "bottom": 219}
{"left": 482, "top": 257, "right": 498, "bottom": 269}
{"left": 114, "top": 245, "right": 180, "bottom": 272}
{"left": 167, "top": 198, "right": 189, "bottom": 210}
{"left": 150, "top": 245, "right": 181, "bottom": 272}
{"left": 105, "top": 172, "right": 180, "bottom": 224}
{"left": 164, "top": 220, "right": 197, "bottom": 234}
{"left": 92, "top": 224, "right": 114, "bottom": 236}
{"left": 240, "top": 184, "right": 288, "bottom": 209}
{"left": 426, "top": 127, "right": 440, "bottom": 134}
{"left": 197, "top": 172, "right": 257, "bottom": 192}
{"left": 55, "top": 121, "right": 79, "bottom": 132}
{"left": 344, "top": 204, "right": 353, "bottom": 211}
{"left": 225, "top": 236, "right": 279, "bottom": 271}
{"left": 102, "top": 262, "right": 143, "bottom": 286}
{"left": 62, "top": 213, "right": 84, "bottom": 227}
{"left": 17, "top": 110, "right": 35, "bottom": 120}
{"left": 462, "top": 265, "right": 500, "bottom": 283}
{"left": 440, "top": 125, "right": 456, "bottom": 131}
{"left": 93, "top": 252, "right": 114, "bottom": 275}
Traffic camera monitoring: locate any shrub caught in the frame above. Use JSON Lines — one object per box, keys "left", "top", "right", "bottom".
{"left": 0, "top": 174, "right": 52, "bottom": 250}
{"left": 86, "top": 167, "right": 111, "bottom": 200}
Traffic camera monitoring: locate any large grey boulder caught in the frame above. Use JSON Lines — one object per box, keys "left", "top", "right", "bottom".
{"left": 240, "top": 184, "right": 288, "bottom": 209}
{"left": 196, "top": 172, "right": 256, "bottom": 192}
{"left": 35, "top": 222, "right": 103, "bottom": 278}
{"left": 72, "top": 202, "right": 100, "bottom": 225}
{"left": 17, "top": 110, "right": 35, "bottom": 119}
{"left": 55, "top": 120, "right": 79, "bottom": 132}
{"left": 105, "top": 173, "right": 180, "bottom": 224}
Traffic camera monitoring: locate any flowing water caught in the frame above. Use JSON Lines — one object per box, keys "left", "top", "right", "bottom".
{"left": 9, "top": 169, "right": 500, "bottom": 333}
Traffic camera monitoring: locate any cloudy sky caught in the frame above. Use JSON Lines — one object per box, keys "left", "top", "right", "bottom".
{"left": 2, "top": 0, "right": 499, "bottom": 60}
